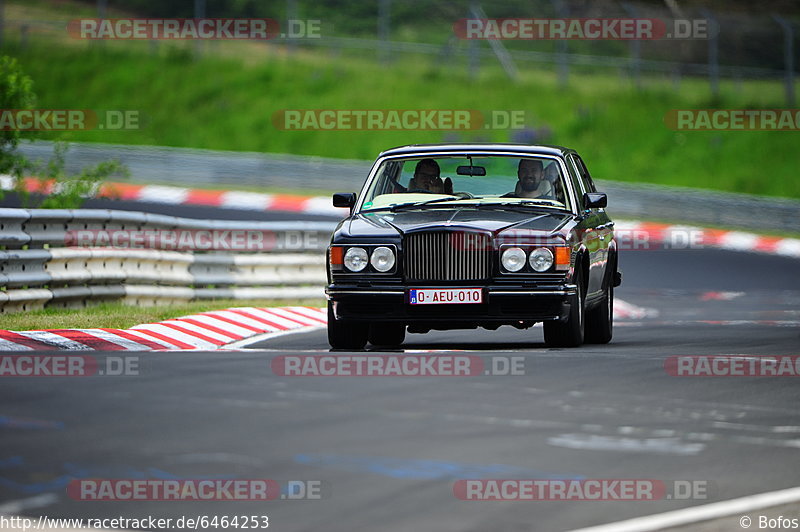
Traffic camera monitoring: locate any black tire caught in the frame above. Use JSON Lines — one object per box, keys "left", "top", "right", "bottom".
{"left": 368, "top": 323, "right": 406, "bottom": 347}
{"left": 327, "top": 302, "right": 368, "bottom": 349}
{"left": 585, "top": 282, "right": 613, "bottom": 344}
{"left": 543, "top": 270, "right": 585, "bottom": 348}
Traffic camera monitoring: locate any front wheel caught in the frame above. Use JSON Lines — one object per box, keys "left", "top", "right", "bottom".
{"left": 368, "top": 323, "right": 406, "bottom": 347}
{"left": 327, "top": 302, "right": 368, "bottom": 349}
{"left": 585, "top": 282, "right": 613, "bottom": 344}
{"left": 543, "top": 272, "right": 585, "bottom": 348}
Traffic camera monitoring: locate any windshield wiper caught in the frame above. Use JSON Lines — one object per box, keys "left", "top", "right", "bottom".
{"left": 361, "top": 196, "right": 461, "bottom": 213}
{"left": 389, "top": 196, "right": 462, "bottom": 211}
{"left": 473, "top": 200, "right": 567, "bottom": 211}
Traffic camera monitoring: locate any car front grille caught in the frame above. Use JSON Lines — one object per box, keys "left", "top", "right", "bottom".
{"left": 404, "top": 231, "right": 491, "bottom": 281}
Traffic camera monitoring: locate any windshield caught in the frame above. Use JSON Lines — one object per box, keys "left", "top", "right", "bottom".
{"left": 359, "top": 155, "right": 573, "bottom": 212}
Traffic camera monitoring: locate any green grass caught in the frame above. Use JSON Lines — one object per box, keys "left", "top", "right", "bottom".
{"left": 0, "top": 298, "right": 326, "bottom": 331}
{"left": 1, "top": 2, "right": 798, "bottom": 199}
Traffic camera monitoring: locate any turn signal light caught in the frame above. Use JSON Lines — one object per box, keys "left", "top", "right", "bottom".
{"left": 554, "top": 246, "right": 570, "bottom": 270}
{"left": 329, "top": 246, "right": 343, "bottom": 265}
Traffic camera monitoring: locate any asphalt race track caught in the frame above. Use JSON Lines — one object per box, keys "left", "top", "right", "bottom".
{"left": 1, "top": 205, "right": 798, "bottom": 531}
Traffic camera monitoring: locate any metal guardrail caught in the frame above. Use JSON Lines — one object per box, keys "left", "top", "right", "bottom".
{"left": 0, "top": 208, "right": 337, "bottom": 313}
{"left": 15, "top": 141, "right": 800, "bottom": 234}
{"left": 16, "top": 141, "right": 371, "bottom": 191}
{"left": 598, "top": 181, "right": 800, "bottom": 234}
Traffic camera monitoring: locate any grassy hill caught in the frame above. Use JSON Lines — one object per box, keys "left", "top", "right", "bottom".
{"left": 1, "top": 1, "right": 797, "bottom": 198}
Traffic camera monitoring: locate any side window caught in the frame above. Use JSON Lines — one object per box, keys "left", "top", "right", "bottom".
{"left": 574, "top": 155, "right": 596, "bottom": 193}
{"left": 566, "top": 155, "right": 585, "bottom": 208}
{"left": 366, "top": 160, "right": 402, "bottom": 198}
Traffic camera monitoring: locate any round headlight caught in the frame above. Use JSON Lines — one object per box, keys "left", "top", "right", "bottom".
{"left": 344, "top": 247, "right": 368, "bottom": 272}
{"left": 529, "top": 247, "right": 554, "bottom": 272}
{"left": 370, "top": 246, "right": 395, "bottom": 272}
{"left": 501, "top": 247, "right": 526, "bottom": 272}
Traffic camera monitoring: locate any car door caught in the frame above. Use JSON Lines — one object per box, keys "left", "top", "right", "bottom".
{"left": 567, "top": 154, "right": 607, "bottom": 299}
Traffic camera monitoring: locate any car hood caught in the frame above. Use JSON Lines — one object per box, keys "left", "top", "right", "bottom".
{"left": 342, "top": 208, "right": 572, "bottom": 238}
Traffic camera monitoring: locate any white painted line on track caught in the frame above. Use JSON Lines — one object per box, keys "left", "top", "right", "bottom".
{"left": 570, "top": 485, "right": 800, "bottom": 532}
{"left": 0, "top": 493, "right": 58, "bottom": 514}
{"left": 224, "top": 325, "right": 325, "bottom": 349}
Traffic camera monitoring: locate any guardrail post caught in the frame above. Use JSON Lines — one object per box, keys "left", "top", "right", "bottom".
{"left": 0, "top": 0, "right": 5, "bottom": 48}
{"left": 194, "top": 0, "right": 206, "bottom": 58}
{"left": 621, "top": 3, "right": 642, "bottom": 90}
{"left": 701, "top": 9, "right": 720, "bottom": 99}
{"left": 286, "top": 0, "right": 298, "bottom": 54}
{"left": 95, "top": 0, "right": 106, "bottom": 51}
{"left": 773, "top": 14, "right": 796, "bottom": 107}
{"left": 468, "top": 2, "right": 480, "bottom": 80}
{"left": 378, "top": 0, "right": 391, "bottom": 64}
{"left": 551, "top": 0, "right": 569, "bottom": 87}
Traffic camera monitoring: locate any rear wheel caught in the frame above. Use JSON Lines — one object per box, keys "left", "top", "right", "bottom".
{"left": 368, "top": 323, "right": 406, "bottom": 347}
{"left": 544, "top": 271, "right": 585, "bottom": 348}
{"left": 327, "top": 302, "right": 368, "bottom": 349}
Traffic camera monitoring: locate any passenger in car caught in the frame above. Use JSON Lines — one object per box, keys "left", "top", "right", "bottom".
{"left": 515, "top": 158, "right": 554, "bottom": 199}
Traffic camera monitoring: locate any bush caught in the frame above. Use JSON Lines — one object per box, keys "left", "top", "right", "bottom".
{"left": 0, "top": 55, "right": 126, "bottom": 208}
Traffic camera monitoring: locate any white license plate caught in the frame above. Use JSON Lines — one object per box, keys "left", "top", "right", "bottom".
{"left": 408, "top": 288, "right": 483, "bottom": 305}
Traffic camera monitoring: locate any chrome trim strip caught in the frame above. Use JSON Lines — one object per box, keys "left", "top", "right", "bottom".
{"left": 326, "top": 289, "right": 405, "bottom": 295}
{"left": 490, "top": 290, "right": 575, "bottom": 296}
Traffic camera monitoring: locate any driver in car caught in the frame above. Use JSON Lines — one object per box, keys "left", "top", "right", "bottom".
{"left": 408, "top": 159, "right": 450, "bottom": 194}
{"left": 515, "top": 158, "right": 555, "bottom": 199}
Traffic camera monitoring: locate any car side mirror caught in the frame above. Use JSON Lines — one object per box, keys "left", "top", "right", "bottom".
{"left": 583, "top": 192, "right": 607, "bottom": 209}
{"left": 333, "top": 193, "right": 356, "bottom": 208}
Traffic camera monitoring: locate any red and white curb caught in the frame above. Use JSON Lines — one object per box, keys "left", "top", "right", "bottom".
{"left": 0, "top": 306, "right": 327, "bottom": 351}
{"left": 615, "top": 220, "right": 800, "bottom": 258}
{"left": 2, "top": 177, "right": 348, "bottom": 217}
{"left": 615, "top": 298, "right": 659, "bottom": 319}
{"left": 4, "top": 177, "right": 799, "bottom": 259}
{"left": 0, "top": 302, "right": 659, "bottom": 351}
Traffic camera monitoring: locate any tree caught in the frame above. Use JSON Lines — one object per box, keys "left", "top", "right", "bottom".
{"left": 0, "top": 55, "right": 127, "bottom": 209}
{"left": 0, "top": 56, "right": 35, "bottom": 188}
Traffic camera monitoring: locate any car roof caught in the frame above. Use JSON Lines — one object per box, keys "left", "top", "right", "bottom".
{"left": 378, "top": 143, "right": 575, "bottom": 158}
